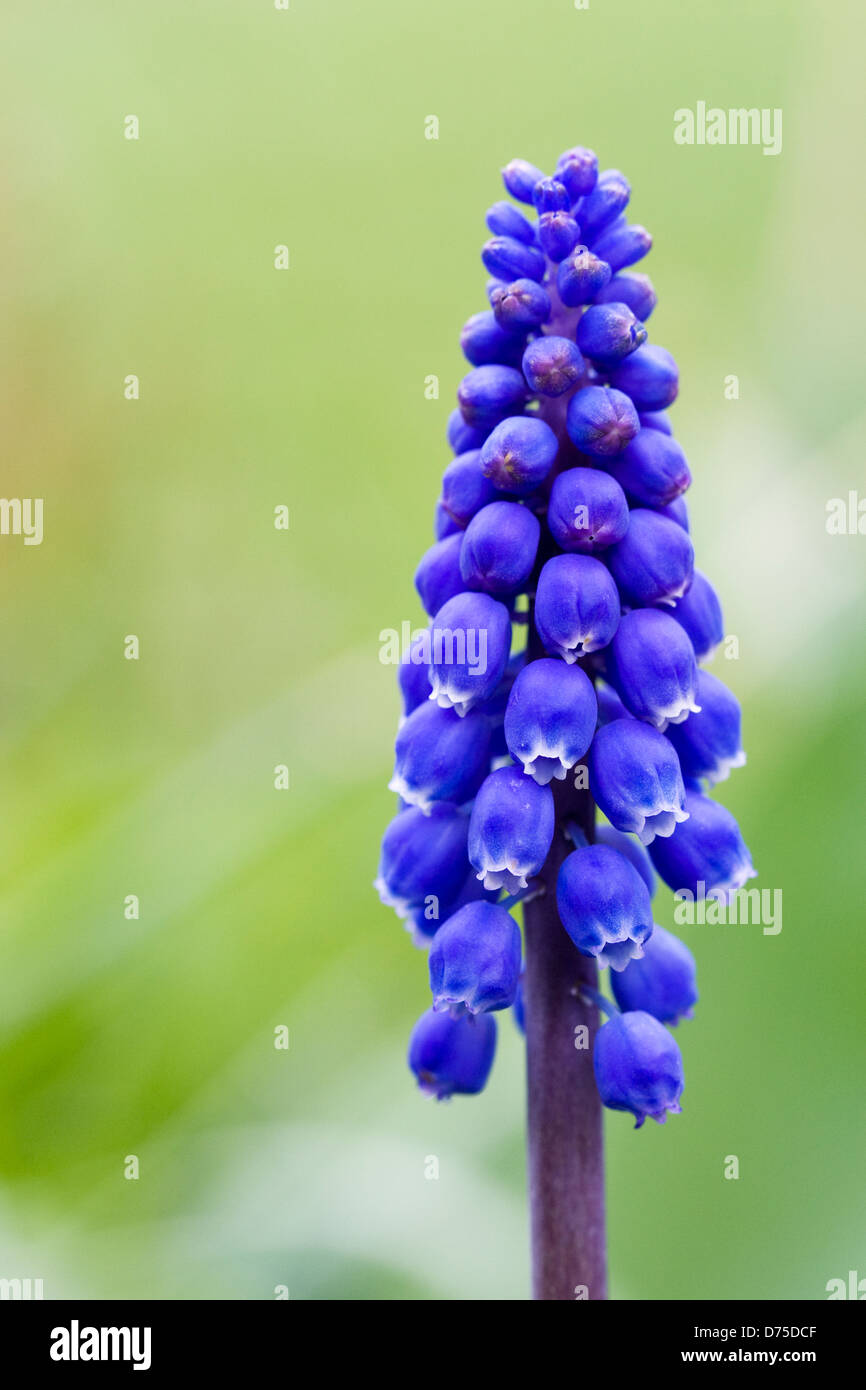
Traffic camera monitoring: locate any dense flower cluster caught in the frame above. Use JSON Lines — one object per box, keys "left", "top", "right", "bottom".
{"left": 376, "top": 144, "right": 754, "bottom": 1124}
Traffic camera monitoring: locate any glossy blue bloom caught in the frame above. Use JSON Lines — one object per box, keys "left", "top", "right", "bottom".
{"left": 447, "top": 406, "right": 487, "bottom": 455}
{"left": 481, "top": 235, "right": 546, "bottom": 284}
{"left": 666, "top": 670, "right": 745, "bottom": 785}
{"left": 566, "top": 385, "right": 639, "bottom": 457}
{"left": 428, "top": 590, "right": 512, "bottom": 715}
{"left": 595, "top": 272, "right": 656, "bottom": 320}
{"left": 606, "top": 508, "right": 695, "bottom": 608}
{"left": 439, "top": 449, "right": 499, "bottom": 529}
{"left": 555, "top": 146, "right": 599, "bottom": 200}
{"left": 490, "top": 277, "right": 551, "bottom": 328}
{"left": 666, "top": 569, "right": 724, "bottom": 661}
{"left": 501, "top": 157, "right": 546, "bottom": 203}
{"left": 578, "top": 169, "right": 631, "bottom": 239}
{"left": 458, "top": 364, "right": 526, "bottom": 429}
{"left": 649, "top": 790, "right": 756, "bottom": 898}
{"left": 589, "top": 717, "right": 688, "bottom": 844}
{"left": 480, "top": 415, "right": 558, "bottom": 495}
{"left": 576, "top": 302, "right": 647, "bottom": 366}
{"left": 556, "top": 843, "right": 653, "bottom": 970}
{"left": 610, "top": 344, "right": 679, "bottom": 411}
{"left": 547, "top": 467, "right": 630, "bottom": 553}
{"left": 607, "top": 608, "right": 700, "bottom": 728}
{"left": 469, "top": 764, "right": 555, "bottom": 893}
{"left": 602, "top": 428, "right": 691, "bottom": 507}
{"left": 504, "top": 657, "right": 597, "bottom": 785}
{"left": 522, "top": 336, "right": 585, "bottom": 396}
{"left": 429, "top": 901, "right": 522, "bottom": 1015}
{"left": 460, "top": 309, "right": 525, "bottom": 367}
{"left": 485, "top": 200, "right": 536, "bottom": 244}
{"left": 460, "top": 499, "right": 540, "bottom": 596}
{"left": 390, "top": 700, "right": 492, "bottom": 812}
{"left": 398, "top": 631, "right": 432, "bottom": 716}
{"left": 375, "top": 803, "right": 469, "bottom": 920}
{"left": 610, "top": 925, "right": 697, "bottom": 1025}
{"left": 593, "top": 1010, "right": 684, "bottom": 1126}
{"left": 409, "top": 1007, "right": 497, "bottom": 1099}
{"left": 415, "top": 533, "right": 465, "bottom": 617}
{"left": 434, "top": 502, "right": 462, "bottom": 540}
{"left": 532, "top": 177, "right": 570, "bottom": 213}
{"left": 408, "top": 865, "right": 499, "bottom": 949}
{"left": 591, "top": 218, "right": 652, "bottom": 273}
{"left": 534, "top": 553, "right": 621, "bottom": 661}
{"left": 595, "top": 823, "right": 656, "bottom": 897}
{"left": 537, "top": 211, "right": 581, "bottom": 262}
{"left": 557, "top": 246, "right": 612, "bottom": 307}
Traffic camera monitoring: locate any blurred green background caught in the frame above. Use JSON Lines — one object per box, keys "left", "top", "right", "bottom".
{"left": 0, "top": 0, "right": 864, "bottom": 1300}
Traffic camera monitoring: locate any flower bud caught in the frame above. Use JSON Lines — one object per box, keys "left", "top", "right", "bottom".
{"left": 460, "top": 309, "right": 525, "bottom": 367}
{"left": 555, "top": 146, "right": 598, "bottom": 200}
{"left": 610, "top": 925, "right": 697, "bottom": 1025}
{"left": 607, "top": 608, "right": 699, "bottom": 728}
{"left": 666, "top": 671, "right": 745, "bottom": 785}
{"left": 460, "top": 500, "right": 540, "bottom": 596}
{"left": 595, "top": 272, "right": 656, "bottom": 320}
{"left": 547, "top": 467, "right": 630, "bottom": 553}
{"left": 415, "top": 533, "right": 465, "bottom": 617}
{"left": 606, "top": 508, "right": 695, "bottom": 607}
{"left": 398, "top": 631, "right": 432, "bottom": 717}
{"left": 501, "top": 157, "right": 546, "bottom": 204}
{"left": 537, "top": 211, "right": 581, "bottom": 262}
{"left": 375, "top": 803, "right": 469, "bottom": 919}
{"left": 457, "top": 364, "right": 526, "bottom": 429}
{"left": 566, "top": 385, "right": 639, "bottom": 457}
{"left": 557, "top": 246, "right": 612, "bottom": 306}
{"left": 578, "top": 169, "right": 631, "bottom": 238}
{"left": 447, "top": 406, "right": 487, "bottom": 456}
{"left": 434, "top": 502, "right": 462, "bottom": 540}
{"left": 556, "top": 843, "right": 653, "bottom": 970}
{"left": 429, "top": 901, "right": 522, "bottom": 1014}
{"left": 593, "top": 1010, "right": 684, "bottom": 1126}
{"left": 589, "top": 717, "right": 688, "bottom": 844}
{"left": 428, "top": 590, "right": 512, "bottom": 715}
{"left": 602, "top": 428, "right": 691, "bottom": 507}
{"left": 649, "top": 790, "right": 756, "bottom": 898}
{"left": 480, "top": 415, "right": 558, "bottom": 495}
{"left": 485, "top": 200, "right": 536, "bottom": 244}
{"left": 390, "top": 700, "right": 492, "bottom": 812}
{"left": 504, "top": 657, "right": 597, "bottom": 785}
{"left": 409, "top": 1007, "right": 497, "bottom": 1099}
{"left": 656, "top": 495, "right": 689, "bottom": 530}
{"left": 666, "top": 569, "right": 724, "bottom": 661}
{"left": 522, "top": 336, "right": 585, "bottom": 396}
{"left": 610, "top": 344, "right": 679, "bottom": 411}
{"left": 639, "top": 408, "right": 672, "bottom": 434}
{"left": 490, "top": 277, "right": 551, "bottom": 328}
{"left": 481, "top": 235, "right": 546, "bottom": 283}
{"left": 591, "top": 218, "right": 652, "bottom": 272}
{"left": 534, "top": 553, "right": 621, "bottom": 661}
{"left": 439, "top": 449, "right": 500, "bottom": 529}
{"left": 532, "top": 176, "right": 570, "bottom": 213}
{"left": 576, "top": 302, "right": 647, "bottom": 367}
{"left": 595, "top": 679, "right": 631, "bottom": 727}
{"left": 469, "top": 764, "right": 555, "bottom": 892}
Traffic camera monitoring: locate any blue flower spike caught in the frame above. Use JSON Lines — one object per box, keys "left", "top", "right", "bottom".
{"left": 375, "top": 143, "right": 752, "bottom": 1172}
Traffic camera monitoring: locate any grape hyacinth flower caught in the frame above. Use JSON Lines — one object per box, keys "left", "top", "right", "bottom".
{"left": 375, "top": 140, "right": 755, "bottom": 1301}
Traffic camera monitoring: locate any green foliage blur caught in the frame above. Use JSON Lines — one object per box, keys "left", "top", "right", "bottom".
{"left": 0, "top": 0, "right": 863, "bottom": 1299}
